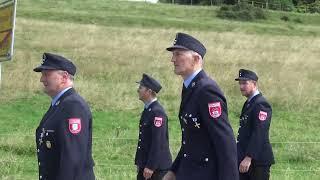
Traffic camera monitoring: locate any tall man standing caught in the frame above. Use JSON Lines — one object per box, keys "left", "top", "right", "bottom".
{"left": 235, "top": 69, "right": 275, "bottom": 180}
{"left": 135, "top": 74, "right": 172, "bottom": 180}
{"left": 163, "top": 32, "right": 238, "bottom": 180}
{"left": 34, "top": 53, "right": 95, "bottom": 180}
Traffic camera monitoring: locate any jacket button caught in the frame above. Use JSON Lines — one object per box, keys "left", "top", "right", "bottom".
{"left": 139, "top": 139, "right": 141, "bottom": 142}
{"left": 183, "top": 141, "right": 186, "bottom": 145}
{"left": 181, "top": 128, "right": 184, "bottom": 132}
{"left": 205, "top": 158, "right": 209, "bottom": 162}
{"left": 40, "top": 175, "right": 42, "bottom": 179}
{"left": 38, "top": 162, "right": 41, "bottom": 166}
{"left": 138, "top": 146, "right": 140, "bottom": 149}
{"left": 139, "top": 132, "right": 142, "bottom": 134}
{"left": 183, "top": 153, "right": 187, "bottom": 157}
{"left": 37, "top": 149, "right": 40, "bottom": 153}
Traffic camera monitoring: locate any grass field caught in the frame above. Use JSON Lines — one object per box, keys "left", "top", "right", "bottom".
{"left": 0, "top": 0, "right": 320, "bottom": 179}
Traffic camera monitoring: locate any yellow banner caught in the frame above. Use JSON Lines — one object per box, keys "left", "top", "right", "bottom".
{"left": 0, "top": 0, "right": 16, "bottom": 61}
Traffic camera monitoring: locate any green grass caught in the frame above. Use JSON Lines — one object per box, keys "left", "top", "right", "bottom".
{"left": 1, "top": 95, "right": 320, "bottom": 179}
{"left": 0, "top": 0, "right": 320, "bottom": 179}
{"left": 17, "top": 0, "right": 320, "bottom": 36}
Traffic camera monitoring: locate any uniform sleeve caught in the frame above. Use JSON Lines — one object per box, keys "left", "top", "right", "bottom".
{"left": 56, "top": 101, "right": 91, "bottom": 180}
{"left": 145, "top": 112, "right": 167, "bottom": 170}
{"left": 245, "top": 103, "right": 272, "bottom": 160}
{"left": 199, "top": 86, "right": 238, "bottom": 180}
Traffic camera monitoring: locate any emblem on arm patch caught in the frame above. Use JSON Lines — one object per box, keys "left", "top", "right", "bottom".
{"left": 208, "top": 102, "right": 222, "bottom": 119}
{"left": 154, "top": 117, "right": 163, "bottom": 127}
{"left": 258, "top": 111, "right": 268, "bottom": 121}
{"left": 68, "top": 118, "right": 81, "bottom": 134}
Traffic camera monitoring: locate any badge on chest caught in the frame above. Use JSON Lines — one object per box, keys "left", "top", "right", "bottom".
{"left": 181, "top": 113, "right": 201, "bottom": 129}
{"left": 38, "top": 128, "right": 55, "bottom": 149}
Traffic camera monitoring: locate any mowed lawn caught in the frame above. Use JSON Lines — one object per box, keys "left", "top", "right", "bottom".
{"left": 0, "top": 0, "right": 320, "bottom": 179}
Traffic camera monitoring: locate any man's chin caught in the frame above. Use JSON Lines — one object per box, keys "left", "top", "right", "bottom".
{"left": 240, "top": 92, "right": 247, "bottom": 97}
{"left": 174, "top": 69, "right": 181, "bottom": 75}
{"left": 42, "top": 88, "right": 48, "bottom": 94}
{"left": 43, "top": 89, "right": 53, "bottom": 97}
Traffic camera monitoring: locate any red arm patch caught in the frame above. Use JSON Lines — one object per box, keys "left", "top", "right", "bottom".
{"left": 154, "top": 117, "right": 163, "bottom": 127}
{"left": 208, "top": 102, "right": 221, "bottom": 119}
{"left": 68, "top": 118, "right": 81, "bottom": 134}
{"left": 258, "top": 111, "right": 268, "bottom": 121}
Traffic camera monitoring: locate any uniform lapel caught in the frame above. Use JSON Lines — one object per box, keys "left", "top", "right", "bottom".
{"left": 142, "top": 101, "right": 158, "bottom": 123}
{"left": 38, "top": 88, "right": 75, "bottom": 127}
{"left": 180, "top": 70, "right": 206, "bottom": 112}
{"left": 241, "top": 93, "right": 262, "bottom": 115}
{"left": 38, "top": 105, "right": 55, "bottom": 127}
{"left": 241, "top": 100, "right": 248, "bottom": 114}
{"left": 141, "top": 108, "right": 147, "bottom": 121}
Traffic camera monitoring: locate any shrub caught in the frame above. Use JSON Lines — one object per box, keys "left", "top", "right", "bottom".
{"left": 220, "top": 5, "right": 230, "bottom": 11}
{"left": 308, "top": 1, "right": 320, "bottom": 13}
{"left": 280, "top": 15, "right": 289, "bottom": 21}
{"left": 293, "top": 18, "right": 303, "bottom": 23}
{"left": 295, "top": 1, "right": 320, "bottom": 13}
{"left": 217, "top": 3, "right": 267, "bottom": 21}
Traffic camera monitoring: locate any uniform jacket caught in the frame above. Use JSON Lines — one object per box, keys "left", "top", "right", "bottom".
{"left": 134, "top": 100, "right": 172, "bottom": 171}
{"left": 35, "top": 88, "right": 95, "bottom": 180}
{"left": 171, "top": 70, "right": 238, "bottom": 180}
{"left": 237, "top": 93, "right": 275, "bottom": 166}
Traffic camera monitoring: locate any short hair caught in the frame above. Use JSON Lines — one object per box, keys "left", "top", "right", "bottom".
{"left": 191, "top": 50, "right": 203, "bottom": 65}
{"left": 148, "top": 88, "right": 157, "bottom": 97}
{"left": 57, "top": 70, "right": 74, "bottom": 81}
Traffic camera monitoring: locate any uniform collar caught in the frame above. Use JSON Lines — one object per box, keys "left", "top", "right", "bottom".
{"left": 184, "top": 69, "right": 202, "bottom": 88}
{"left": 51, "top": 87, "right": 72, "bottom": 106}
{"left": 247, "top": 89, "right": 260, "bottom": 103}
{"left": 144, "top": 98, "right": 157, "bottom": 109}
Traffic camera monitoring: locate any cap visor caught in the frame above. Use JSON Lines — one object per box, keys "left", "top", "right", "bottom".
{"left": 33, "top": 65, "right": 57, "bottom": 72}
{"left": 235, "top": 77, "right": 251, "bottom": 81}
{"left": 166, "top": 45, "right": 190, "bottom": 51}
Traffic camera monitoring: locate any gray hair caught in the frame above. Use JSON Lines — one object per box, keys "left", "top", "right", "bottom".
{"left": 57, "top": 70, "right": 74, "bottom": 81}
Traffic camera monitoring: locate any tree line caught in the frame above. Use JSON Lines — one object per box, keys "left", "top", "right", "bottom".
{"left": 160, "top": 0, "right": 320, "bottom": 13}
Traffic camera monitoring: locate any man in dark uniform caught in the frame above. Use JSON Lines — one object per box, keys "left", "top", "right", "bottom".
{"left": 235, "top": 69, "right": 275, "bottom": 180}
{"left": 163, "top": 32, "right": 238, "bottom": 180}
{"left": 135, "top": 74, "right": 172, "bottom": 180}
{"left": 33, "top": 53, "right": 95, "bottom": 180}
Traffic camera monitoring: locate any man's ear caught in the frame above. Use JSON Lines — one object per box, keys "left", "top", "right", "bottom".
{"left": 61, "top": 71, "right": 69, "bottom": 83}
{"left": 252, "top": 80, "right": 257, "bottom": 86}
{"left": 192, "top": 53, "right": 200, "bottom": 65}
